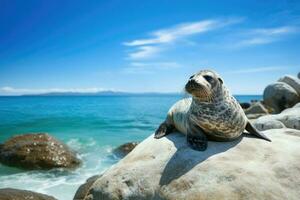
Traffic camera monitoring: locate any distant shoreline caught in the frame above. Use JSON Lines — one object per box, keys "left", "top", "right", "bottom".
{"left": 0, "top": 94, "right": 262, "bottom": 97}
{"left": 0, "top": 91, "right": 262, "bottom": 97}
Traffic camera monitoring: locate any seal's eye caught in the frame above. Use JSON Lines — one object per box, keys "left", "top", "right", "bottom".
{"left": 203, "top": 75, "right": 213, "bottom": 82}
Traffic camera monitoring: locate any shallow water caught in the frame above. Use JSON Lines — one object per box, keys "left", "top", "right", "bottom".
{"left": 0, "top": 95, "right": 261, "bottom": 199}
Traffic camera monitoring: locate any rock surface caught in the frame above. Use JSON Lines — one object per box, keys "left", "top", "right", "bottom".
{"left": 263, "top": 82, "right": 299, "bottom": 113}
{"left": 245, "top": 102, "right": 268, "bottom": 115}
{"left": 113, "top": 142, "right": 139, "bottom": 157}
{"left": 85, "top": 128, "right": 300, "bottom": 200}
{"left": 74, "top": 175, "right": 101, "bottom": 200}
{"left": 0, "top": 188, "right": 57, "bottom": 200}
{"left": 245, "top": 102, "right": 269, "bottom": 119}
{"left": 253, "top": 102, "right": 300, "bottom": 131}
{"left": 0, "top": 133, "right": 81, "bottom": 170}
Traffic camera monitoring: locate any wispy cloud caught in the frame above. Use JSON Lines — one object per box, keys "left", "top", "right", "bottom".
{"left": 234, "top": 26, "right": 298, "bottom": 47}
{"left": 128, "top": 46, "right": 160, "bottom": 60}
{"left": 124, "top": 20, "right": 221, "bottom": 46}
{"left": 0, "top": 87, "right": 113, "bottom": 95}
{"left": 227, "top": 66, "right": 287, "bottom": 74}
{"left": 123, "top": 61, "right": 181, "bottom": 74}
{"left": 124, "top": 18, "right": 243, "bottom": 60}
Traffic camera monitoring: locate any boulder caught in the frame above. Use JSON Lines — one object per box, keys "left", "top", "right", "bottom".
{"left": 245, "top": 102, "right": 268, "bottom": 115}
{"left": 253, "top": 115, "right": 286, "bottom": 131}
{"left": 244, "top": 102, "right": 269, "bottom": 119}
{"left": 113, "top": 142, "right": 139, "bottom": 157}
{"left": 0, "top": 188, "right": 57, "bottom": 200}
{"left": 253, "top": 102, "right": 300, "bottom": 131}
{"left": 278, "top": 75, "right": 300, "bottom": 95}
{"left": 0, "top": 133, "right": 81, "bottom": 170}
{"left": 263, "top": 82, "right": 299, "bottom": 113}
{"left": 74, "top": 175, "right": 101, "bottom": 200}
{"left": 85, "top": 129, "right": 300, "bottom": 200}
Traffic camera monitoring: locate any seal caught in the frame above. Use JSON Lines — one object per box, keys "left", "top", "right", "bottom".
{"left": 154, "top": 69, "right": 271, "bottom": 151}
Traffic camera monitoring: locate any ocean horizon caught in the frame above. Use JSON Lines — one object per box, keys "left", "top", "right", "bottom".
{"left": 0, "top": 95, "right": 261, "bottom": 199}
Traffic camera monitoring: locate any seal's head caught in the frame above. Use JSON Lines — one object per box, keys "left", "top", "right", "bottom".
{"left": 185, "top": 70, "right": 224, "bottom": 101}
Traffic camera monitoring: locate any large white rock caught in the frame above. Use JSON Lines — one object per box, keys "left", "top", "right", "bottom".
{"left": 263, "top": 82, "right": 299, "bottom": 113}
{"left": 254, "top": 102, "right": 300, "bottom": 131}
{"left": 278, "top": 75, "right": 300, "bottom": 95}
{"left": 85, "top": 129, "right": 300, "bottom": 200}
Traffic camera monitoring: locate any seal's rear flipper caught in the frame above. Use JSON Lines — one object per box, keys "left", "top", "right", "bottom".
{"left": 245, "top": 122, "right": 271, "bottom": 142}
{"left": 154, "top": 122, "right": 174, "bottom": 139}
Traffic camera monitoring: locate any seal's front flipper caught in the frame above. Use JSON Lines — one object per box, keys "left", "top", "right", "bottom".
{"left": 154, "top": 122, "right": 174, "bottom": 139}
{"left": 186, "top": 124, "right": 208, "bottom": 151}
{"left": 187, "top": 133, "right": 207, "bottom": 151}
{"left": 245, "top": 122, "right": 271, "bottom": 142}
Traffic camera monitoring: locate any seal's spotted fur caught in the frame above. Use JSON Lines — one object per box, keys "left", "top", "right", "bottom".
{"left": 155, "top": 69, "right": 271, "bottom": 151}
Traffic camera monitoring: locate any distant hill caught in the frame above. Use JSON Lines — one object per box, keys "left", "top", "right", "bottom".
{"left": 21, "top": 91, "right": 181, "bottom": 97}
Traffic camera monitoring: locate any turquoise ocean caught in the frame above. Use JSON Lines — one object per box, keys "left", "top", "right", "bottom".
{"left": 0, "top": 95, "right": 261, "bottom": 199}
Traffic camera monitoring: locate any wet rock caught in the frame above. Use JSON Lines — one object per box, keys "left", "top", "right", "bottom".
{"left": 0, "top": 133, "right": 81, "bottom": 170}
{"left": 0, "top": 188, "right": 57, "bottom": 200}
{"left": 113, "top": 142, "right": 139, "bottom": 157}
{"left": 239, "top": 102, "right": 251, "bottom": 109}
{"left": 85, "top": 129, "right": 300, "bottom": 200}
{"left": 74, "top": 175, "right": 101, "bottom": 200}
{"left": 263, "top": 82, "right": 299, "bottom": 113}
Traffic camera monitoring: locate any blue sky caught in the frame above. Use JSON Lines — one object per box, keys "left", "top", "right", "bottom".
{"left": 0, "top": 0, "right": 299, "bottom": 95}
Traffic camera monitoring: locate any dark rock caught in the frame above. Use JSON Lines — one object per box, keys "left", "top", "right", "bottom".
{"left": 0, "top": 133, "right": 81, "bottom": 170}
{"left": 298, "top": 72, "right": 300, "bottom": 79}
{"left": 239, "top": 102, "right": 251, "bottom": 109}
{"left": 113, "top": 142, "right": 139, "bottom": 157}
{"left": 73, "top": 175, "right": 101, "bottom": 200}
{"left": 263, "top": 82, "right": 299, "bottom": 113}
{"left": 0, "top": 188, "right": 57, "bottom": 200}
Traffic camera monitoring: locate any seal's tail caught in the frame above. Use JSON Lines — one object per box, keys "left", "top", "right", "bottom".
{"left": 245, "top": 122, "right": 272, "bottom": 142}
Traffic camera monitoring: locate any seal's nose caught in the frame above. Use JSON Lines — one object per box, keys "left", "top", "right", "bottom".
{"left": 188, "top": 79, "right": 197, "bottom": 86}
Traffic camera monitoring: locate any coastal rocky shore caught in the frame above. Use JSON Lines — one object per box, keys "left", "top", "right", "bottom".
{"left": 75, "top": 72, "right": 300, "bottom": 200}
{"left": 0, "top": 133, "right": 81, "bottom": 170}
{"left": 1, "top": 72, "right": 300, "bottom": 200}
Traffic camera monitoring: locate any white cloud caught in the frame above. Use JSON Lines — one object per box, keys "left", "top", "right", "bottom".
{"left": 0, "top": 87, "right": 112, "bottom": 95}
{"left": 251, "top": 26, "right": 297, "bottom": 35}
{"left": 124, "top": 18, "right": 242, "bottom": 60}
{"left": 128, "top": 46, "right": 160, "bottom": 59}
{"left": 227, "top": 66, "right": 287, "bottom": 74}
{"left": 123, "top": 61, "right": 181, "bottom": 74}
{"left": 124, "top": 20, "right": 219, "bottom": 47}
{"left": 131, "top": 61, "right": 180, "bottom": 69}
{"left": 234, "top": 26, "right": 298, "bottom": 48}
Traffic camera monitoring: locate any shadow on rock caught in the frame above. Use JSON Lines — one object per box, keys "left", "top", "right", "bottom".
{"left": 159, "top": 133, "right": 243, "bottom": 186}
